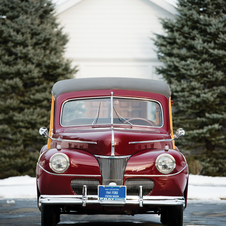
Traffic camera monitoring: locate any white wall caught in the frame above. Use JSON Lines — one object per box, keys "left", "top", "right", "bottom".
{"left": 56, "top": 0, "right": 174, "bottom": 79}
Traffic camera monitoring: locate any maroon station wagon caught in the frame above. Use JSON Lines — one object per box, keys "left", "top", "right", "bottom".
{"left": 37, "top": 77, "right": 188, "bottom": 226}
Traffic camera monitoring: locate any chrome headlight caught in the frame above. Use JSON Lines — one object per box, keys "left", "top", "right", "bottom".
{"left": 49, "top": 153, "right": 70, "bottom": 173}
{"left": 155, "top": 154, "right": 176, "bottom": 174}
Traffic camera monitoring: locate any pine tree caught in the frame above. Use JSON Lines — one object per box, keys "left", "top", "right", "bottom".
{"left": 153, "top": 0, "right": 226, "bottom": 176}
{"left": 0, "top": 0, "right": 76, "bottom": 178}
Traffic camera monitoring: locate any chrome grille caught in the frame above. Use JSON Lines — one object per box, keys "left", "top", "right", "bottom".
{"left": 71, "top": 179, "right": 100, "bottom": 195}
{"left": 125, "top": 179, "right": 154, "bottom": 196}
{"left": 98, "top": 157, "right": 128, "bottom": 185}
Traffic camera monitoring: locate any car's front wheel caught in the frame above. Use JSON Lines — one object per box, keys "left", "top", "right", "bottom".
{"left": 41, "top": 204, "right": 60, "bottom": 226}
{"left": 160, "top": 207, "right": 168, "bottom": 225}
{"left": 160, "top": 205, "right": 183, "bottom": 226}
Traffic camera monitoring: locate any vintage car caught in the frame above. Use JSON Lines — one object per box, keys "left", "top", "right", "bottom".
{"left": 36, "top": 77, "right": 188, "bottom": 226}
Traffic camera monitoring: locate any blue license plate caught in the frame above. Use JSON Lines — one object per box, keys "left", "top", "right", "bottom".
{"left": 98, "top": 185, "right": 126, "bottom": 201}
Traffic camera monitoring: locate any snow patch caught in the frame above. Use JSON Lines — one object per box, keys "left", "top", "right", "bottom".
{"left": 0, "top": 175, "right": 36, "bottom": 199}
{"left": 189, "top": 174, "right": 226, "bottom": 186}
{"left": 0, "top": 175, "right": 36, "bottom": 186}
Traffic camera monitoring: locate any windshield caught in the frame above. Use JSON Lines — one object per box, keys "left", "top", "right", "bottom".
{"left": 61, "top": 97, "right": 163, "bottom": 127}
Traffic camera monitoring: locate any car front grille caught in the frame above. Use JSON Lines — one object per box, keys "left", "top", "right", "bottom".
{"left": 71, "top": 163, "right": 154, "bottom": 196}
{"left": 71, "top": 179, "right": 100, "bottom": 195}
{"left": 125, "top": 179, "right": 154, "bottom": 196}
{"left": 98, "top": 157, "right": 128, "bottom": 185}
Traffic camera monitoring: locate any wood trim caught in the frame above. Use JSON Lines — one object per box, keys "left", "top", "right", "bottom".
{"left": 169, "top": 97, "right": 175, "bottom": 149}
{"left": 47, "top": 95, "right": 55, "bottom": 149}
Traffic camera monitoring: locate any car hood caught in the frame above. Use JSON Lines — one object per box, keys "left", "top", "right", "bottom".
{"left": 53, "top": 127, "right": 172, "bottom": 156}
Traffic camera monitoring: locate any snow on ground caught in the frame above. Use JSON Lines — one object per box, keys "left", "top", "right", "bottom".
{"left": 0, "top": 175, "right": 36, "bottom": 199}
{"left": 188, "top": 175, "right": 226, "bottom": 201}
{"left": 0, "top": 175, "right": 226, "bottom": 201}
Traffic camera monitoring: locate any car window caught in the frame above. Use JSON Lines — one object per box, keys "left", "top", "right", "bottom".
{"left": 61, "top": 97, "right": 163, "bottom": 127}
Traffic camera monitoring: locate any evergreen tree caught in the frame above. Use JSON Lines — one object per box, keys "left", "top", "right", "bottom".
{"left": 153, "top": 0, "right": 226, "bottom": 176}
{"left": 0, "top": 0, "right": 76, "bottom": 178}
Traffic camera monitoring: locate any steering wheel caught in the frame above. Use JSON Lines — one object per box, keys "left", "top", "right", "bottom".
{"left": 123, "top": 118, "right": 156, "bottom": 126}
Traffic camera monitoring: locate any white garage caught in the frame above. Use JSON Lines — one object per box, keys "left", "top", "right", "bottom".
{"left": 56, "top": 0, "right": 176, "bottom": 80}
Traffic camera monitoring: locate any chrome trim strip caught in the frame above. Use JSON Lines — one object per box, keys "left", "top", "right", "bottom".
{"left": 139, "top": 186, "right": 143, "bottom": 207}
{"left": 111, "top": 92, "right": 115, "bottom": 157}
{"left": 129, "top": 139, "right": 173, "bottom": 144}
{"left": 111, "top": 92, "right": 114, "bottom": 126}
{"left": 37, "top": 164, "right": 101, "bottom": 177}
{"left": 37, "top": 150, "right": 48, "bottom": 162}
{"left": 111, "top": 128, "right": 115, "bottom": 157}
{"left": 50, "top": 137, "right": 97, "bottom": 145}
{"left": 82, "top": 185, "right": 87, "bottom": 207}
{"left": 95, "top": 155, "right": 131, "bottom": 159}
{"left": 124, "top": 165, "right": 188, "bottom": 177}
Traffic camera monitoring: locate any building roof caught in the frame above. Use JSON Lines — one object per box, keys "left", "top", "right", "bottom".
{"left": 52, "top": 77, "right": 171, "bottom": 98}
{"left": 55, "top": 0, "right": 177, "bottom": 15}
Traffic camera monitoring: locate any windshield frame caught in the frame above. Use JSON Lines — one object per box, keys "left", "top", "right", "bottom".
{"left": 60, "top": 96, "right": 164, "bottom": 128}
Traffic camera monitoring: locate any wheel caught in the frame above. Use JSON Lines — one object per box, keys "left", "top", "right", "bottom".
{"left": 161, "top": 205, "right": 183, "bottom": 226}
{"left": 122, "top": 117, "right": 156, "bottom": 126}
{"left": 37, "top": 187, "right": 41, "bottom": 211}
{"left": 41, "top": 204, "right": 60, "bottom": 226}
{"left": 160, "top": 207, "right": 168, "bottom": 225}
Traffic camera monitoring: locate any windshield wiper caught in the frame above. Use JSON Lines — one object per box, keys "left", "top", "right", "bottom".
{"left": 113, "top": 106, "right": 133, "bottom": 128}
{"left": 92, "top": 102, "right": 101, "bottom": 125}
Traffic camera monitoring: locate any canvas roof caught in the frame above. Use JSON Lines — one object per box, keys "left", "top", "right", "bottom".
{"left": 52, "top": 77, "right": 171, "bottom": 98}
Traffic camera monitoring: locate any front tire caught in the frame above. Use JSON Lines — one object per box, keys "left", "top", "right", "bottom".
{"left": 41, "top": 204, "right": 60, "bottom": 226}
{"left": 161, "top": 205, "right": 183, "bottom": 226}
{"left": 160, "top": 207, "right": 168, "bottom": 225}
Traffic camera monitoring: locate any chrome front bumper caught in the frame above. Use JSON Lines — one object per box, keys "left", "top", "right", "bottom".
{"left": 40, "top": 185, "right": 184, "bottom": 207}
{"left": 39, "top": 195, "right": 185, "bottom": 207}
